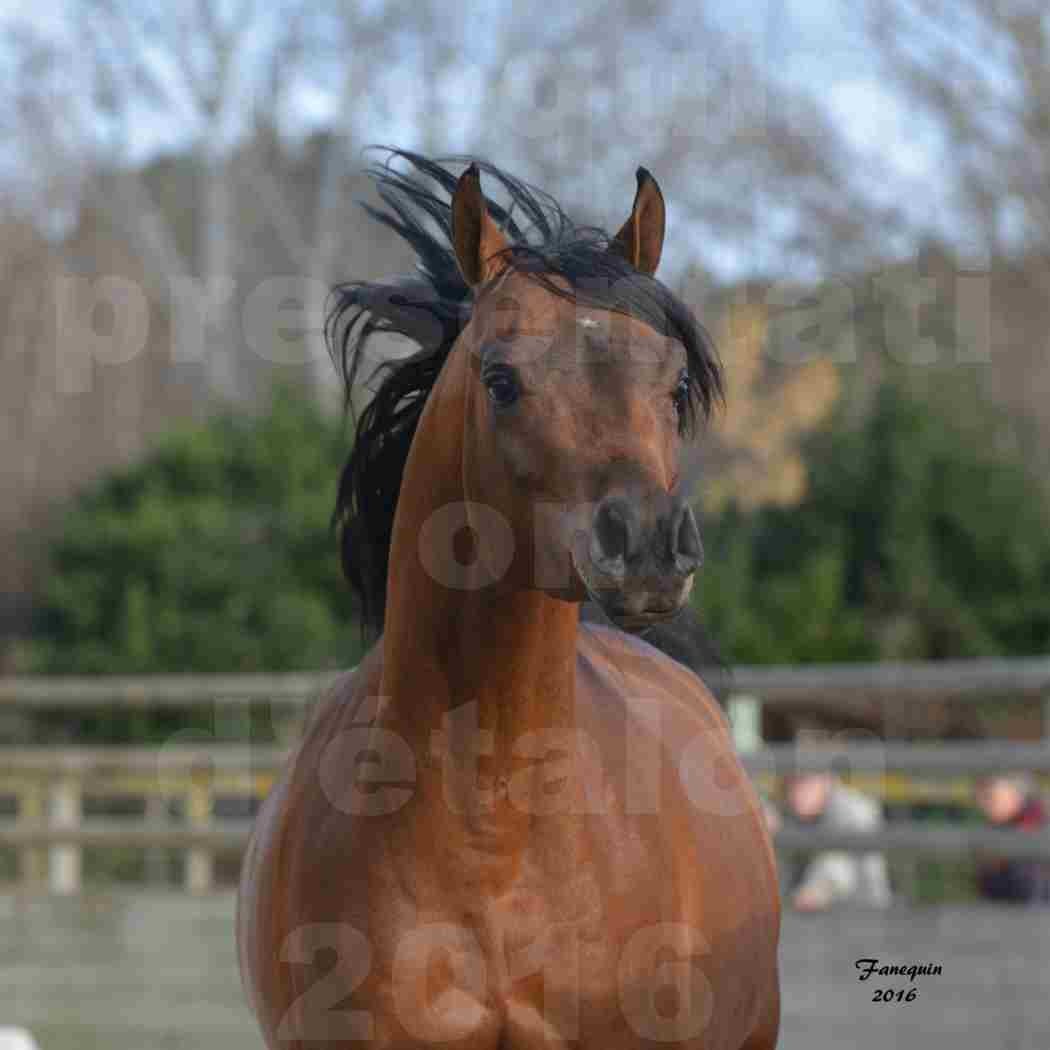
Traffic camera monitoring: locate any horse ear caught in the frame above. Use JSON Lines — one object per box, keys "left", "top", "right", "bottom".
{"left": 610, "top": 167, "right": 665, "bottom": 276}
{"left": 452, "top": 163, "right": 511, "bottom": 288}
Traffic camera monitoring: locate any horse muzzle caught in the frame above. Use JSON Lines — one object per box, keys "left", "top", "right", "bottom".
{"left": 573, "top": 492, "right": 702, "bottom": 631}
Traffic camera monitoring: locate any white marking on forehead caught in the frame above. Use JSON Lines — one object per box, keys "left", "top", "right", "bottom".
{"left": 577, "top": 316, "right": 601, "bottom": 329}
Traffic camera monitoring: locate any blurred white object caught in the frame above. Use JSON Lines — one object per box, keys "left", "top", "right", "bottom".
{"left": 0, "top": 1028, "right": 41, "bottom": 1050}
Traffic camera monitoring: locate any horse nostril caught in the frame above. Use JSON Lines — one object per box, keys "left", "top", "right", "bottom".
{"left": 591, "top": 499, "right": 638, "bottom": 577}
{"left": 671, "top": 502, "right": 703, "bottom": 574}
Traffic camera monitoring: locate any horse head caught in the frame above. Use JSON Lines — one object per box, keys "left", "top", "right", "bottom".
{"left": 450, "top": 163, "right": 717, "bottom": 631}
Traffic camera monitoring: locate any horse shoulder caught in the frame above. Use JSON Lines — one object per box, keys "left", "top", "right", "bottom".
{"left": 575, "top": 620, "right": 728, "bottom": 733}
{"left": 237, "top": 642, "right": 386, "bottom": 1037}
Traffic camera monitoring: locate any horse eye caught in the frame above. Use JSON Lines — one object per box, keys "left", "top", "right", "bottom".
{"left": 484, "top": 366, "right": 521, "bottom": 407}
{"left": 672, "top": 372, "right": 690, "bottom": 413}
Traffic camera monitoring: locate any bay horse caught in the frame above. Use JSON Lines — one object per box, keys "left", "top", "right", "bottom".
{"left": 238, "top": 151, "right": 780, "bottom": 1049}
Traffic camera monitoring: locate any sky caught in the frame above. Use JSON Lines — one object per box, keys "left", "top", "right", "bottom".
{"left": 720, "top": 1, "right": 942, "bottom": 202}
{"left": 632, "top": 0, "right": 947, "bottom": 276}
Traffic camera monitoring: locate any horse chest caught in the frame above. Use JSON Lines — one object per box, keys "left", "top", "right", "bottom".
{"left": 483, "top": 854, "right": 643, "bottom": 1041}
{"left": 365, "top": 826, "right": 709, "bottom": 1049}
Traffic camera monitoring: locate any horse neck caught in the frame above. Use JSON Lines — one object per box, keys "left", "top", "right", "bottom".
{"left": 378, "top": 344, "right": 580, "bottom": 768}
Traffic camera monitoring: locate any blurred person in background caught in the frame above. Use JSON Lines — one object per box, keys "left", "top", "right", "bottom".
{"left": 778, "top": 771, "right": 892, "bottom": 912}
{"left": 974, "top": 773, "right": 1050, "bottom": 905}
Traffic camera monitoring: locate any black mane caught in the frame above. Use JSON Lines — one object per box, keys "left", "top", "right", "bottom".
{"left": 327, "top": 148, "right": 724, "bottom": 639}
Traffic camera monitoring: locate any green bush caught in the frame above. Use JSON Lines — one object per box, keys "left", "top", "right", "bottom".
{"left": 697, "top": 376, "right": 1050, "bottom": 663}
{"left": 32, "top": 370, "right": 1050, "bottom": 689}
{"left": 31, "top": 384, "right": 363, "bottom": 678}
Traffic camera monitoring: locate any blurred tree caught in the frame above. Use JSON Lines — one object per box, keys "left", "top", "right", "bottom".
{"left": 2, "top": 0, "right": 398, "bottom": 399}
{"left": 865, "top": 0, "right": 1050, "bottom": 260}
{"left": 700, "top": 291, "right": 842, "bottom": 512}
{"left": 857, "top": 2, "right": 1050, "bottom": 476}
{"left": 697, "top": 372, "right": 1050, "bottom": 662}
{"left": 30, "top": 384, "right": 361, "bottom": 678}
{"left": 463, "top": 0, "right": 899, "bottom": 277}
{"left": 0, "top": 0, "right": 911, "bottom": 634}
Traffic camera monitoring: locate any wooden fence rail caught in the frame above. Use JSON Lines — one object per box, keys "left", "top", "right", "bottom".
{"left": 2, "top": 655, "right": 1050, "bottom": 706}
{"left": 745, "top": 743, "right": 1050, "bottom": 774}
{"left": 1, "top": 742, "right": 1047, "bottom": 774}
{"left": 0, "top": 672, "right": 341, "bottom": 706}
{"left": 2, "top": 814, "right": 1049, "bottom": 851}
{"left": 1, "top": 822, "right": 1048, "bottom": 857}
{"left": 2, "top": 660, "right": 1049, "bottom": 893}
{"left": 0, "top": 742, "right": 1048, "bottom": 893}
